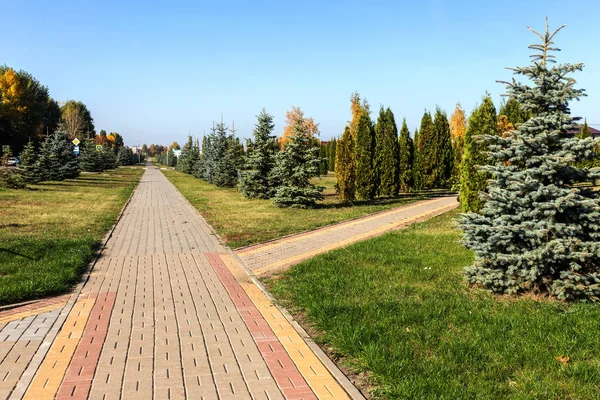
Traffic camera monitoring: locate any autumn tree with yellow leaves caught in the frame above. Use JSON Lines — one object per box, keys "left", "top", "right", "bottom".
{"left": 449, "top": 103, "right": 467, "bottom": 185}
{"left": 279, "top": 106, "right": 319, "bottom": 149}
{"left": 0, "top": 66, "right": 60, "bottom": 153}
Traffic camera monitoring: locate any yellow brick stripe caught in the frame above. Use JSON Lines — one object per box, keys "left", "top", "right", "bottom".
{"left": 0, "top": 302, "right": 67, "bottom": 325}
{"left": 220, "top": 254, "right": 350, "bottom": 399}
{"left": 238, "top": 200, "right": 432, "bottom": 256}
{"left": 252, "top": 202, "right": 458, "bottom": 277}
{"left": 23, "top": 296, "right": 96, "bottom": 400}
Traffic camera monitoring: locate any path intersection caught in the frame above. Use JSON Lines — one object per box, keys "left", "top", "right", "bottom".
{"left": 0, "top": 166, "right": 458, "bottom": 399}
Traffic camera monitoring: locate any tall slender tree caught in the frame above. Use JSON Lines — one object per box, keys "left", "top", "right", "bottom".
{"left": 461, "top": 19, "right": 600, "bottom": 301}
{"left": 433, "top": 107, "right": 453, "bottom": 187}
{"left": 398, "top": 119, "right": 414, "bottom": 192}
{"left": 459, "top": 96, "right": 497, "bottom": 212}
{"left": 335, "top": 127, "right": 355, "bottom": 201}
{"left": 355, "top": 113, "right": 376, "bottom": 200}
{"left": 375, "top": 107, "right": 400, "bottom": 196}
{"left": 449, "top": 103, "right": 467, "bottom": 186}
{"left": 414, "top": 112, "right": 436, "bottom": 188}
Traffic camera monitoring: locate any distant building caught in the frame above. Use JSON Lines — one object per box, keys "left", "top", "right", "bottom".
{"left": 130, "top": 146, "right": 141, "bottom": 154}
{"left": 173, "top": 149, "right": 182, "bottom": 157}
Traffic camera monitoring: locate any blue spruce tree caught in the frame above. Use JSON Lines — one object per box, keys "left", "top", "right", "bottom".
{"left": 460, "top": 19, "right": 600, "bottom": 301}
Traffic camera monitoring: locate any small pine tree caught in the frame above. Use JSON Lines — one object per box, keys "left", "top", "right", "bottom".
{"left": 355, "top": 113, "right": 376, "bottom": 200}
{"left": 79, "top": 139, "right": 105, "bottom": 172}
{"left": 37, "top": 131, "right": 79, "bottom": 181}
{"left": 335, "top": 126, "right": 355, "bottom": 201}
{"left": 101, "top": 146, "right": 117, "bottom": 170}
{"left": 461, "top": 20, "right": 600, "bottom": 301}
{"left": 375, "top": 107, "right": 400, "bottom": 196}
{"left": 398, "top": 118, "right": 414, "bottom": 192}
{"left": 499, "top": 97, "right": 528, "bottom": 126}
{"left": 18, "top": 141, "right": 42, "bottom": 184}
{"left": 459, "top": 96, "right": 497, "bottom": 213}
{"left": 579, "top": 119, "right": 591, "bottom": 139}
{"left": 318, "top": 143, "right": 328, "bottom": 175}
{"left": 412, "top": 128, "right": 422, "bottom": 190}
{"left": 238, "top": 109, "right": 277, "bottom": 198}
{"left": 271, "top": 116, "right": 324, "bottom": 208}
{"left": 176, "top": 136, "right": 198, "bottom": 174}
{"left": 210, "top": 121, "right": 239, "bottom": 188}
{"left": 117, "top": 147, "right": 136, "bottom": 166}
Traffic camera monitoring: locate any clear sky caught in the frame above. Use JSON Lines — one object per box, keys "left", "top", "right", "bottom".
{"left": 4, "top": 0, "right": 600, "bottom": 146}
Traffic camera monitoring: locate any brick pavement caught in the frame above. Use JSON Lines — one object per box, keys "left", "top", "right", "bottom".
{"left": 237, "top": 195, "right": 459, "bottom": 277}
{"left": 0, "top": 166, "right": 357, "bottom": 400}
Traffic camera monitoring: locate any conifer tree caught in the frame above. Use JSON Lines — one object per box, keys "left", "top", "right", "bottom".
{"left": 238, "top": 109, "right": 277, "bottom": 199}
{"left": 79, "top": 139, "right": 105, "bottom": 172}
{"left": 414, "top": 112, "right": 436, "bottom": 188}
{"left": 459, "top": 96, "right": 497, "bottom": 212}
{"left": 117, "top": 147, "right": 136, "bottom": 166}
{"left": 412, "top": 128, "right": 422, "bottom": 190}
{"left": 355, "top": 113, "right": 376, "bottom": 200}
{"left": 449, "top": 103, "right": 467, "bottom": 187}
{"left": 433, "top": 107, "right": 454, "bottom": 187}
{"left": 212, "top": 122, "right": 239, "bottom": 187}
{"left": 375, "top": 107, "right": 400, "bottom": 196}
{"left": 335, "top": 127, "right": 355, "bottom": 201}
{"left": 18, "top": 141, "right": 42, "bottom": 183}
{"left": 271, "top": 116, "right": 324, "bottom": 208}
{"left": 101, "top": 146, "right": 117, "bottom": 170}
{"left": 166, "top": 148, "right": 177, "bottom": 167}
{"left": 499, "top": 97, "right": 529, "bottom": 126}
{"left": 579, "top": 119, "right": 591, "bottom": 139}
{"left": 318, "top": 143, "right": 328, "bottom": 175}
{"left": 327, "top": 138, "right": 337, "bottom": 171}
{"left": 38, "top": 131, "right": 79, "bottom": 181}
{"left": 461, "top": 20, "right": 600, "bottom": 301}
{"left": 176, "top": 136, "right": 198, "bottom": 174}
{"left": 398, "top": 118, "right": 414, "bottom": 192}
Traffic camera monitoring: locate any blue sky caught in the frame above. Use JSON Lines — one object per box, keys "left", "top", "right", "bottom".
{"left": 4, "top": 0, "right": 600, "bottom": 146}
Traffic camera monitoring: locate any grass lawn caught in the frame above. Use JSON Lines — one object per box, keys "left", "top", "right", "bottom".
{"left": 267, "top": 210, "right": 600, "bottom": 399}
{"left": 160, "top": 168, "right": 442, "bottom": 248}
{"left": 0, "top": 167, "right": 143, "bottom": 305}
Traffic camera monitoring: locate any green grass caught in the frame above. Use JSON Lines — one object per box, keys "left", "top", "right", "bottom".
{"left": 0, "top": 167, "right": 143, "bottom": 305}
{"left": 160, "top": 168, "right": 444, "bottom": 248}
{"left": 267, "top": 210, "right": 600, "bottom": 399}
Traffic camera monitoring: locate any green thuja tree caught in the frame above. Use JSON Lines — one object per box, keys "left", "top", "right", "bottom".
{"left": 18, "top": 141, "right": 42, "bottom": 183}
{"left": 335, "top": 127, "right": 355, "bottom": 201}
{"left": 461, "top": 20, "right": 600, "bottom": 301}
{"left": 459, "top": 96, "right": 497, "bottom": 213}
{"left": 238, "top": 109, "right": 277, "bottom": 199}
{"left": 412, "top": 128, "right": 422, "bottom": 190}
{"left": 433, "top": 107, "right": 454, "bottom": 187}
{"left": 398, "top": 118, "right": 414, "bottom": 192}
{"left": 415, "top": 112, "right": 436, "bottom": 188}
{"left": 327, "top": 138, "right": 337, "bottom": 172}
{"left": 271, "top": 116, "right": 324, "bottom": 208}
{"left": 375, "top": 107, "right": 400, "bottom": 196}
{"left": 355, "top": 113, "right": 376, "bottom": 200}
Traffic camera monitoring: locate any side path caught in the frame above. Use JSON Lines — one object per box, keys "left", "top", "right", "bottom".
{"left": 237, "top": 195, "right": 459, "bottom": 277}
{"left": 3, "top": 166, "right": 356, "bottom": 400}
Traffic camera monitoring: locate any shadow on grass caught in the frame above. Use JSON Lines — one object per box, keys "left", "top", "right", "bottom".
{"left": 0, "top": 248, "right": 35, "bottom": 260}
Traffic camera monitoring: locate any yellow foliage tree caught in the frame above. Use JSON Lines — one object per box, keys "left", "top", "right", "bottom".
{"left": 349, "top": 92, "right": 370, "bottom": 137}
{"left": 449, "top": 103, "right": 467, "bottom": 143}
{"left": 497, "top": 115, "right": 514, "bottom": 137}
{"left": 279, "top": 106, "right": 319, "bottom": 149}
{"left": 0, "top": 69, "right": 27, "bottom": 115}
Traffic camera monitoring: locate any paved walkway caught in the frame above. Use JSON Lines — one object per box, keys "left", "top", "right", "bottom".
{"left": 237, "top": 195, "right": 459, "bottom": 277}
{"left": 0, "top": 166, "right": 356, "bottom": 400}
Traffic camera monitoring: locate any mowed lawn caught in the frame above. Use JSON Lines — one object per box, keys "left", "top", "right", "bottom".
{"left": 161, "top": 168, "right": 441, "bottom": 248}
{"left": 267, "top": 210, "right": 600, "bottom": 399}
{"left": 0, "top": 167, "right": 143, "bottom": 305}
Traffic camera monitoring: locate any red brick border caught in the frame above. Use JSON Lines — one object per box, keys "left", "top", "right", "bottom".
{"left": 205, "top": 253, "right": 317, "bottom": 400}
